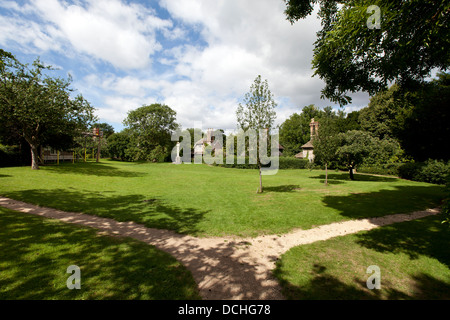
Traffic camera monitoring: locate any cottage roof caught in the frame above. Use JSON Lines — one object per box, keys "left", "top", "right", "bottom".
{"left": 301, "top": 140, "right": 314, "bottom": 149}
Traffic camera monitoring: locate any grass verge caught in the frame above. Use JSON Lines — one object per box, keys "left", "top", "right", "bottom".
{"left": 273, "top": 215, "right": 450, "bottom": 300}
{"left": 0, "top": 207, "right": 201, "bottom": 300}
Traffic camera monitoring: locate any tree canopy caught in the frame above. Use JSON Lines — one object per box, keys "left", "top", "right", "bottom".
{"left": 123, "top": 103, "right": 179, "bottom": 162}
{"left": 284, "top": 0, "right": 450, "bottom": 105}
{"left": 0, "top": 49, "right": 97, "bottom": 169}
{"left": 236, "top": 75, "right": 277, "bottom": 193}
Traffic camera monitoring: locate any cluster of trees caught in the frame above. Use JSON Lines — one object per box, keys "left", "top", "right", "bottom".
{"left": 279, "top": 72, "right": 449, "bottom": 183}
{"left": 107, "top": 104, "right": 179, "bottom": 162}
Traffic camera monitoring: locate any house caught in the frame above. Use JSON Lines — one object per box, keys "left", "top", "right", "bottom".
{"left": 295, "top": 118, "right": 319, "bottom": 162}
{"left": 194, "top": 128, "right": 284, "bottom": 158}
{"left": 193, "top": 128, "right": 222, "bottom": 156}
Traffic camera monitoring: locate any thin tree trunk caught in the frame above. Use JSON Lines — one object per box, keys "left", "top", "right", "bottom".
{"left": 325, "top": 163, "right": 328, "bottom": 186}
{"left": 259, "top": 163, "right": 263, "bottom": 193}
{"left": 30, "top": 144, "right": 40, "bottom": 170}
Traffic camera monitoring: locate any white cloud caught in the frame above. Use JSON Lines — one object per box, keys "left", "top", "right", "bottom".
{"left": 0, "top": 0, "right": 371, "bottom": 132}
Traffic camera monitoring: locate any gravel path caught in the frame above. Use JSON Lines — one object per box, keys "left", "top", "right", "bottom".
{"left": 0, "top": 196, "right": 440, "bottom": 300}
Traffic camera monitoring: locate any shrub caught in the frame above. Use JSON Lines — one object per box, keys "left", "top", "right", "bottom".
{"left": 398, "top": 160, "right": 449, "bottom": 185}
{"left": 358, "top": 163, "right": 403, "bottom": 176}
{"left": 0, "top": 145, "right": 22, "bottom": 167}
{"left": 279, "top": 157, "right": 309, "bottom": 169}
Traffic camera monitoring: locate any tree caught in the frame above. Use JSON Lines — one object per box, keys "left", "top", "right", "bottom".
{"left": 123, "top": 103, "right": 179, "bottom": 162}
{"left": 312, "top": 116, "right": 339, "bottom": 185}
{"left": 236, "top": 75, "right": 277, "bottom": 193}
{"left": 284, "top": 0, "right": 450, "bottom": 105}
{"left": 107, "top": 130, "right": 133, "bottom": 161}
{"left": 279, "top": 113, "right": 305, "bottom": 156}
{"left": 334, "top": 130, "right": 403, "bottom": 179}
{"left": 358, "top": 73, "right": 450, "bottom": 161}
{"left": 0, "top": 50, "right": 97, "bottom": 169}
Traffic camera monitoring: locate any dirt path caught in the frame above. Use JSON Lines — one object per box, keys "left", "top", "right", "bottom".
{"left": 0, "top": 196, "right": 440, "bottom": 300}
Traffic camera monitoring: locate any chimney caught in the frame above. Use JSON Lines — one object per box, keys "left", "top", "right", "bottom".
{"left": 310, "top": 118, "right": 318, "bottom": 138}
{"left": 206, "top": 128, "right": 213, "bottom": 144}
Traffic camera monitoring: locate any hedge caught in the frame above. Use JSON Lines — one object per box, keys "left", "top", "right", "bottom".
{"left": 359, "top": 160, "right": 449, "bottom": 185}
{"left": 213, "top": 156, "right": 309, "bottom": 170}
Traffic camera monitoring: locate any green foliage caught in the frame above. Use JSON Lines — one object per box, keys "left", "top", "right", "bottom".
{"left": 279, "top": 104, "right": 360, "bottom": 157}
{"left": 284, "top": 1, "right": 450, "bottom": 105}
{"left": 0, "top": 144, "right": 21, "bottom": 167}
{"left": 236, "top": 75, "right": 277, "bottom": 132}
{"left": 0, "top": 50, "right": 97, "bottom": 169}
{"left": 442, "top": 177, "right": 450, "bottom": 226}
{"left": 107, "top": 131, "right": 133, "bottom": 162}
{"left": 359, "top": 75, "right": 450, "bottom": 161}
{"left": 335, "top": 130, "right": 403, "bottom": 168}
{"left": 398, "top": 160, "right": 450, "bottom": 185}
{"left": 357, "top": 163, "right": 404, "bottom": 177}
{"left": 123, "top": 103, "right": 179, "bottom": 162}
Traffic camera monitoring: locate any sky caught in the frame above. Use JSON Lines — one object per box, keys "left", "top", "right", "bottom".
{"left": 0, "top": 0, "right": 371, "bottom": 133}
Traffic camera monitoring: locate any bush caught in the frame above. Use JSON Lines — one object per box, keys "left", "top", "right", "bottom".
{"left": 397, "top": 160, "right": 449, "bottom": 185}
{"left": 279, "top": 157, "right": 309, "bottom": 169}
{"left": 0, "top": 145, "right": 22, "bottom": 167}
{"left": 358, "top": 163, "right": 403, "bottom": 176}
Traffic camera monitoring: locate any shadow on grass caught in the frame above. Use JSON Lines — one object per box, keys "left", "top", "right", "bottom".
{"left": 0, "top": 208, "right": 201, "bottom": 300}
{"left": 274, "top": 262, "right": 450, "bottom": 300}
{"left": 43, "top": 162, "right": 146, "bottom": 178}
{"left": 321, "top": 185, "right": 445, "bottom": 221}
{"left": 264, "top": 185, "right": 301, "bottom": 193}
{"left": 310, "top": 172, "right": 398, "bottom": 183}
{"left": 3, "top": 189, "right": 209, "bottom": 236}
{"left": 355, "top": 215, "right": 450, "bottom": 269}
{"left": 274, "top": 215, "right": 450, "bottom": 300}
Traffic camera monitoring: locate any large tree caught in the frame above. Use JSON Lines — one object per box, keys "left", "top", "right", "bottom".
{"left": 358, "top": 73, "right": 450, "bottom": 161}
{"left": 284, "top": 0, "right": 450, "bottom": 105}
{"left": 236, "top": 75, "right": 277, "bottom": 193}
{"left": 123, "top": 103, "right": 179, "bottom": 162}
{"left": 0, "top": 50, "right": 97, "bottom": 169}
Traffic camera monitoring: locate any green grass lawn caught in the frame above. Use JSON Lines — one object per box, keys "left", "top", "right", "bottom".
{"left": 273, "top": 214, "right": 450, "bottom": 300}
{"left": 0, "top": 160, "right": 445, "bottom": 237}
{"left": 0, "top": 207, "right": 200, "bottom": 300}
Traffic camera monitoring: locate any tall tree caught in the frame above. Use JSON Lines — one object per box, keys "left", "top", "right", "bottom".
{"left": 0, "top": 50, "right": 97, "bottom": 169}
{"left": 312, "top": 116, "right": 339, "bottom": 185}
{"left": 284, "top": 0, "right": 450, "bottom": 105}
{"left": 123, "top": 103, "right": 179, "bottom": 162}
{"left": 236, "top": 75, "right": 277, "bottom": 193}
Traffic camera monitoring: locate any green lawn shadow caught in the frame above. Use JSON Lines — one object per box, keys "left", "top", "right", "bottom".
{"left": 321, "top": 185, "right": 445, "bottom": 221}
{"left": 264, "top": 185, "right": 301, "bottom": 193}
{"left": 4, "top": 189, "right": 209, "bottom": 236}
{"left": 42, "top": 162, "right": 146, "bottom": 178}
{"left": 0, "top": 208, "right": 201, "bottom": 300}
{"left": 310, "top": 172, "right": 398, "bottom": 183}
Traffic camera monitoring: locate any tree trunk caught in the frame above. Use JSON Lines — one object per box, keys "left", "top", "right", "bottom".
{"left": 258, "top": 163, "right": 263, "bottom": 193}
{"left": 30, "top": 144, "right": 40, "bottom": 170}
{"left": 325, "top": 163, "right": 328, "bottom": 186}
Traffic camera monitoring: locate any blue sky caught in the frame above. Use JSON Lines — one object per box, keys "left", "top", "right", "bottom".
{"left": 0, "top": 0, "right": 370, "bottom": 133}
